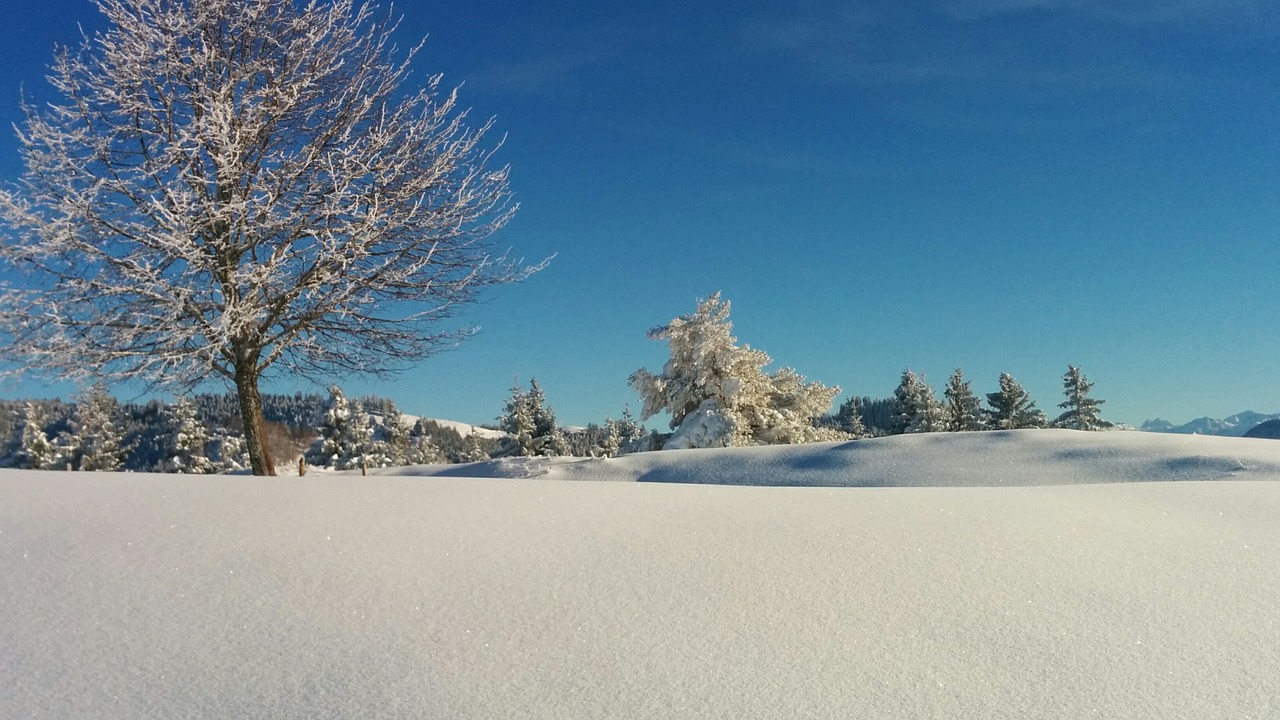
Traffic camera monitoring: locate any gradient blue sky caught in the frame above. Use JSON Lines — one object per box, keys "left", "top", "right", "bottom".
{"left": 2, "top": 0, "right": 1278, "bottom": 428}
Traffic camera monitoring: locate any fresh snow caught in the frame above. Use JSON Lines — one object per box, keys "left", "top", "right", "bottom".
{"left": 2, "top": 429, "right": 1279, "bottom": 719}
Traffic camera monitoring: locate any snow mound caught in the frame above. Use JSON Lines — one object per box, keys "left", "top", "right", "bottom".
{"left": 414, "top": 429, "right": 1280, "bottom": 487}
{"left": 3, "top": 429, "right": 1279, "bottom": 719}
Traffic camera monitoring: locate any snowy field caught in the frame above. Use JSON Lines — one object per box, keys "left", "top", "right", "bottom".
{"left": 2, "top": 429, "right": 1278, "bottom": 719}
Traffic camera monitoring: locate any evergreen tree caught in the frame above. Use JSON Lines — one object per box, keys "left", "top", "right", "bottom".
{"left": 984, "top": 373, "right": 1046, "bottom": 430}
{"left": 498, "top": 378, "right": 560, "bottom": 456}
{"left": 629, "top": 293, "right": 843, "bottom": 448}
{"left": 835, "top": 396, "right": 868, "bottom": 438}
{"left": 159, "top": 397, "right": 215, "bottom": 474}
{"left": 20, "top": 403, "right": 56, "bottom": 470}
{"left": 309, "top": 386, "right": 379, "bottom": 469}
{"left": 461, "top": 431, "right": 490, "bottom": 463}
{"left": 597, "top": 419, "right": 623, "bottom": 458}
{"left": 527, "top": 378, "right": 560, "bottom": 456}
{"left": 214, "top": 433, "right": 249, "bottom": 473}
{"left": 71, "top": 384, "right": 129, "bottom": 471}
{"left": 1056, "top": 364, "right": 1110, "bottom": 430}
{"left": 383, "top": 406, "right": 413, "bottom": 464}
{"left": 943, "top": 368, "right": 984, "bottom": 432}
{"left": 892, "top": 369, "right": 945, "bottom": 434}
{"left": 546, "top": 426, "right": 572, "bottom": 457}
{"left": 499, "top": 380, "right": 537, "bottom": 456}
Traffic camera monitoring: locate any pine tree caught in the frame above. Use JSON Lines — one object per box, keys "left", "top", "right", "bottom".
{"left": 629, "top": 293, "right": 842, "bottom": 448}
{"left": 835, "top": 396, "right": 868, "bottom": 438}
{"left": 215, "top": 433, "right": 249, "bottom": 472}
{"left": 985, "top": 373, "right": 1046, "bottom": 430}
{"left": 527, "top": 378, "right": 560, "bottom": 456}
{"left": 597, "top": 418, "right": 622, "bottom": 458}
{"left": 383, "top": 406, "right": 413, "bottom": 465}
{"left": 943, "top": 368, "right": 984, "bottom": 432}
{"left": 461, "top": 431, "right": 490, "bottom": 463}
{"left": 499, "top": 380, "right": 538, "bottom": 456}
{"left": 20, "top": 403, "right": 56, "bottom": 470}
{"left": 546, "top": 426, "right": 572, "bottom": 457}
{"left": 309, "top": 386, "right": 379, "bottom": 469}
{"left": 497, "top": 378, "right": 560, "bottom": 456}
{"left": 160, "top": 396, "right": 215, "bottom": 474}
{"left": 1056, "top": 364, "right": 1110, "bottom": 430}
{"left": 892, "top": 369, "right": 945, "bottom": 434}
{"left": 72, "top": 384, "right": 129, "bottom": 471}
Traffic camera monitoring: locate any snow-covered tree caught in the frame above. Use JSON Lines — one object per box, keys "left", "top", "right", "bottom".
{"left": 498, "top": 378, "right": 559, "bottom": 456}
{"left": 943, "top": 368, "right": 985, "bottom": 432}
{"left": 309, "top": 386, "right": 379, "bottom": 470}
{"left": 71, "top": 384, "right": 129, "bottom": 471}
{"left": 390, "top": 414, "right": 443, "bottom": 465}
{"left": 461, "top": 431, "right": 490, "bottom": 463}
{"left": 835, "top": 396, "right": 869, "bottom": 438}
{"left": 892, "top": 370, "right": 945, "bottom": 434}
{"left": 499, "top": 381, "right": 538, "bottom": 456}
{"left": 629, "top": 293, "right": 843, "bottom": 448}
{"left": 159, "top": 397, "right": 215, "bottom": 474}
{"left": 1056, "top": 364, "right": 1110, "bottom": 430}
{"left": 214, "top": 433, "right": 250, "bottom": 473}
{"left": 985, "top": 373, "right": 1046, "bottom": 430}
{"left": 19, "top": 404, "right": 57, "bottom": 470}
{"left": 0, "top": 0, "right": 542, "bottom": 475}
{"left": 546, "top": 427, "right": 572, "bottom": 457}
{"left": 526, "top": 379, "right": 560, "bottom": 456}
{"left": 383, "top": 406, "right": 413, "bottom": 465}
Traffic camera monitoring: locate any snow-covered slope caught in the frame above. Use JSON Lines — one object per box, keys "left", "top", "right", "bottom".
{"left": 398, "top": 428, "right": 1280, "bottom": 486}
{"left": 3, "top": 430, "right": 1279, "bottom": 719}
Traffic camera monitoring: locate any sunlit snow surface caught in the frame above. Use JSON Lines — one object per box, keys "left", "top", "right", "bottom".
{"left": 2, "top": 430, "right": 1278, "bottom": 719}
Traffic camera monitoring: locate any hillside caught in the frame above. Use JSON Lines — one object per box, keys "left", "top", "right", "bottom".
{"left": 3, "top": 430, "right": 1278, "bottom": 719}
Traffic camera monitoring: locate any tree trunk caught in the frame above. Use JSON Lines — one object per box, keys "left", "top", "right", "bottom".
{"left": 234, "top": 361, "right": 276, "bottom": 476}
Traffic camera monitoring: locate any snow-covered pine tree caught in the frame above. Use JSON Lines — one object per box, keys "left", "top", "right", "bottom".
{"left": 309, "top": 386, "right": 379, "bottom": 469}
{"left": 160, "top": 396, "right": 215, "bottom": 474}
{"left": 214, "top": 433, "right": 249, "bottom": 472}
{"left": 892, "top": 369, "right": 945, "bottom": 434}
{"left": 383, "top": 405, "right": 413, "bottom": 465}
{"left": 612, "top": 405, "right": 647, "bottom": 453}
{"left": 461, "top": 431, "right": 490, "bottom": 463}
{"left": 310, "top": 386, "right": 352, "bottom": 468}
{"left": 497, "top": 378, "right": 559, "bottom": 456}
{"left": 20, "top": 403, "right": 56, "bottom": 470}
{"left": 527, "top": 378, "right": 560, "bottom": 456}
{"left": 984, "top": 373, "right": 1047, "bottom": 430}
{"left": 1056, "top": 364, "right": 1110, "bottom": 430}
{"left": 546, "top": 426, "right": 572, "bottom": 457}
{"left": 499, "top": 380, "right": 537, "bottom": 456}
{"left": 943, "top": 368, "right": 984, "bottom": 432}
{"left": 597, "top": 418, "right": 622, "bottom": 458}
{"left": 629, "top": 293, "right": 842, "bottom": 449}
{"left": 835, "top": 396, "right": 868, "bottom": 438}
{"left": 71, "top": 384, "right": 129, "bottom": 471}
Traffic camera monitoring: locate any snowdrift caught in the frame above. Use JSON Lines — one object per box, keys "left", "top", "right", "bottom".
{"left": 398, "top": 428, "right": 1280, "bottom": 487}
{"left": 3, "top": 430, "right": 1278, "bottom": 719}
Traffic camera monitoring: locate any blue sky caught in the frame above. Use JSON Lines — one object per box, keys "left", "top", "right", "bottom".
{"left": 2, "top": 0, "right": 1278, "bottom": 428}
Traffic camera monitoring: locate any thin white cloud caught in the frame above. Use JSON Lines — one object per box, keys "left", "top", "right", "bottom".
{"left": 942, "top": 0, "right": 1268, "bottom": 24}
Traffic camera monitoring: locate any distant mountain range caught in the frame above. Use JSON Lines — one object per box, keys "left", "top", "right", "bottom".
{"left": 1141, "top": 411, "right": 1280, "bottom": 437}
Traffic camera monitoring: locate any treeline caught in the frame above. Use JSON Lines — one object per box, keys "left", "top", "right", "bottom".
{"left": 0, "top": 387, "right": 508, "bottom": 472}
{"left": 823, "top": 365, "right": 1110, "bottom": 438}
